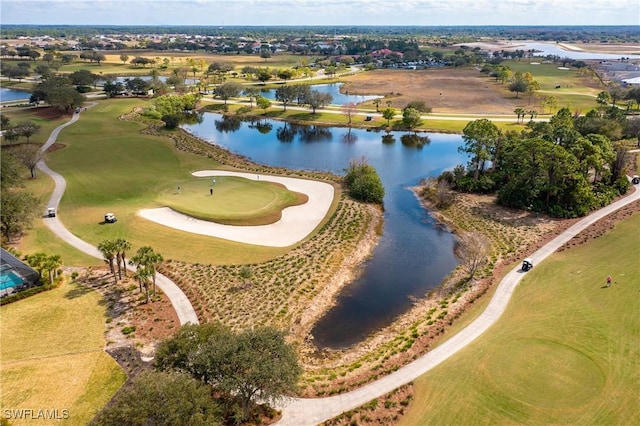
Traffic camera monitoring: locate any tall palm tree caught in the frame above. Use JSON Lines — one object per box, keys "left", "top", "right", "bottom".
{"left": 97, "top": 239, "right": 118, "bottom": 283}
{"left": 132, "top": 267, "right": 152, "bottom": 304}
{"left": 372, "top": 99, "right": 381, "bottom": 112}
{"left": 114, "top": 238, "right": 131, "bottom": 279}
{"left": 44, "top": 254, "right": 62, "bottom": 284}
{"left": 129, "top": 246, "right": 164, "bottom": 297}
{"left": 133, "top": 246, "right": 164, "bottom": 296}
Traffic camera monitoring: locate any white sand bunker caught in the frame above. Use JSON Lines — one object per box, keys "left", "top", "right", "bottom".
{"left": 138, "top": 171, "right": 335, "bottom": 247}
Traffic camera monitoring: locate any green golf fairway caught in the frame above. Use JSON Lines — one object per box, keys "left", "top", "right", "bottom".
{"left": 159, "top": 176, "right": 308, "bottom": 225}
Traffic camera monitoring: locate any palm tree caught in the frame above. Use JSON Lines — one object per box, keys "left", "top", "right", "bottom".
{"left": 113, "top": 238, "right": 131, "bottom": 279}
{"left": 373, "top": 99, "right": 381, "bottom": 112}
{"left": 130, "top": 246, "right": 163, "bottom": 296}
{"left": 98, "top": 239, "right": 118, "bottom": 282}
{"left": 132, "top": 267, "right": 152, "bottom": 304}
{"left": 24, "top": 252, "right": 47, "bottom": 281}
{"left": 44, "top": 254, "right": 62, "bottom": 284}
{"left": 514, "top": 107, "right": 526, "bottom": 124}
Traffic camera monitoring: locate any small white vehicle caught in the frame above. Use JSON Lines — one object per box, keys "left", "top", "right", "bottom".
{"left": 522, "top": 258, "right": 534, "bottom": 272}
{"left": 47, "top": 207, "right": 56, "bottom": 217}
{"left": 632, "top": 175, "right": 639, "bottom": 184}
{"left": 104, "top": 213, "right": 117, "bottom": 223}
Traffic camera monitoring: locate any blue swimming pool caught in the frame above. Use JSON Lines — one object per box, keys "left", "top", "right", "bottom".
{"left": 0, "top": 270, "right": 24, "bottom": 290}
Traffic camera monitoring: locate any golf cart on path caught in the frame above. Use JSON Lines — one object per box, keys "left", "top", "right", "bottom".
{"left": 47, "top": 207, "right": 56, "bottom": 217}
{"left": 522, "top": 258, "right": 534, "bottom": 272}
{"left": 104, "top": 213, "right": 117, "bottom": 223}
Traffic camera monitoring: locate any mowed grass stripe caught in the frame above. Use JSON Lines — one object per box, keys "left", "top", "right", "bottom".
{"left": 400, "top": 212, "right": 640, "bottom": 425}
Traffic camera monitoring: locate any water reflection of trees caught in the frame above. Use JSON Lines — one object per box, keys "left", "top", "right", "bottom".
{"left": 276, "top": 122, "right": 296, "bottom": 143}
{"left": 274, "top": 122, "right": 333, "bottom": 143}
{"left": 400, "top": 133, "right": 431, "bottom": 148}
{"left": 181, "top": 111, "right": 204, "bottom": 125}
{"left": 341, "top": 127, "right": 358, "bottom": 144}
{"left": 214, "top": 115, "right": 241, "bottom": 133}
{"left": 246, "top": 117, "right": 273, "bottom": 135}
{"left": 299, "top": 125, "right": 332, "bottom": 143}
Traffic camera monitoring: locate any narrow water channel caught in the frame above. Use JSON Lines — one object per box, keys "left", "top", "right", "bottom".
{"left": 183, "top": 114, "right": 467, "bottom": 349}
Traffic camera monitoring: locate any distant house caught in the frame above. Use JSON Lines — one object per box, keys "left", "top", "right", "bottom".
{"left": 0, "top": 249, "right": 41, "bottom": 298}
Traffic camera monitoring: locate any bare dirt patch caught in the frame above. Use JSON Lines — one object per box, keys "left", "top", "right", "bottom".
{"left": 32, "top": 106, "right": 68, "bottom": 120}
{"left": 342, "top": 68, "right": 525, "bottom": 114}
{"left": 71, "top": 266, "right": 180, "bottom": 378}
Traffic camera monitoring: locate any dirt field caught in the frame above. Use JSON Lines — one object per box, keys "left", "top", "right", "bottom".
{"left": 341, "top": 68, "right": 529, "bottom": 114}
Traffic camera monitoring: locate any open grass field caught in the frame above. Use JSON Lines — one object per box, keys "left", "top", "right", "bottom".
{"left": 399, "top": 212, "right": 640, "bottom": 425}
{"left": 159, "top": 175, "right": 308, "bottom": 225}
{"left": 0, "top": 281, "right": 126, "bottom": 425}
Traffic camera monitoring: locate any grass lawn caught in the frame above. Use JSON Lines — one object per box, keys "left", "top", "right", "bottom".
{"left": 159, "top": 175, "right": 308, "bottom": 225}
{"left": 0, "top": 281, "right": 126, "bottom": 425}
{"left": 400, "top": 213, "right": 640, "bottom": 425}
{"left": 25, "top": 98, "right": 319, "bottom": 264}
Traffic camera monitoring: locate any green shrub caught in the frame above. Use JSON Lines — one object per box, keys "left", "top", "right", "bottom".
{"left": 345, "top": 158, "right": 385, "bottom": 203}
{"left": 122, "top": 326, "right": 137, "bottom": 335}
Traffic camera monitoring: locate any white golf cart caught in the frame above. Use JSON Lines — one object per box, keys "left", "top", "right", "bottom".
{"left": 47, "top": 207, "right": 56, "bottom": 217}
{"left": 104, "top": 213, "right": 117, "bottom": 223}
{"left": 522, "top": 258, "right": 534, "bottom": 272}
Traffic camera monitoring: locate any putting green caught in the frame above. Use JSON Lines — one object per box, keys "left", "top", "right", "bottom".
{"left": 157, "top": 176, "right": 308, "bottom": 226}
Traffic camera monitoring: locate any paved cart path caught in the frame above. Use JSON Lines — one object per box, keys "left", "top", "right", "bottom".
{"left": 36, "top": 104, "right": 199, "bottom": 325}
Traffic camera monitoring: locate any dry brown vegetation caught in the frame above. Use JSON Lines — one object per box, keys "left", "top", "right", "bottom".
{"left": 342, "top": 68, "right": 526, "bottom": 114}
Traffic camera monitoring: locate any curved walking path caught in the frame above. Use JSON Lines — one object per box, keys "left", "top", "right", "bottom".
{"left": 276, "top": 185, "right": 640, "bottom": 425}
{"left": 139, "top": 171, "right": 334, "bottom": 247}
{"left": 36, "top": 104, "right": 199, "bottom": 325}
{"left": 32, "top": 102, "right": 639, "bottom": 425}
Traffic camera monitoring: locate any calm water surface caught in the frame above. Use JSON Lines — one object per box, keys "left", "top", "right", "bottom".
{"left": 0, "top": 87, "right": 30, "bottom": 102}
{"left": 184, "top": 114, "right": 467, "bottom": 348}
{"left": 258, "top": 83, "right": 381, "bottom": 105}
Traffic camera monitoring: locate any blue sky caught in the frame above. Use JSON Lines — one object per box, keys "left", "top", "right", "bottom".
{"left": 2, "top": 0, "right": 639, "bottom": 26}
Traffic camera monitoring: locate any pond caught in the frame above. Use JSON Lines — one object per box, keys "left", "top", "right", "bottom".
{"left": 183, "top": 114, "right": 467, "bottom": 349}
{"left": 257, "top": 82, "right": 382, "bottom": 105}
{"left": 0, "top": 87, "right": 30, "bottom": 102}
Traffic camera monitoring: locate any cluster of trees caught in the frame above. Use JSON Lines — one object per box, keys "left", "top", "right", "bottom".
{"left": 274, "top": 83, "right": 333, "bottom": 113}
{"left": 143, "top": 93, "right": 202, "bottom": 128}
{"left": 92, "top": 323, "right": 301, "bottom": 425}
{"left": 103, "top": 77, "right": 152, "bottom": 98}
{"left": 30, "top": 75, "right": 86, "bottom": 113}
{"left": 344, "top": 157, "right": 385, "bottom": 203}
{"left": 444, "top": 107, "right": 632, "bottom": 218}
{"left": 0, "top": 136, "right": 41, "bottom": 242}
{"left": 1, "top": 60, "right": 32, "bottom": 81}
{"left": 97, "top": 239, "right": 164, "bottom": 304}
{"left": 23, "top": 252, "right": 63, "bottom": 284}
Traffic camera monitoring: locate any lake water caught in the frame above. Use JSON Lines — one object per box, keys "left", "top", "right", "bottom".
{"left": 184, "top": 114, "right": 467, "bottom": 349}
{"left": 518, "top": 42, "right": 640, "bottom": 61}
{"left": 257, "top": 83, "right": 381, "bottom": 105}
{"left": 0, "top": 87, "right": 30, "bottom": 102}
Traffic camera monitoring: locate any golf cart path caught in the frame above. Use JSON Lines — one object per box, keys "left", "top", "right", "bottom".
{"left": 36, "top": 104, "right": 199, "bottom": 325}
{"left": 139, "top": 171, "right": 334, "bottom": 247}
{"left": 275, "top": 183, "right": 640, "bottom": 425}
{"left": 34, "top": 103, "right": 639, "bottom": 426}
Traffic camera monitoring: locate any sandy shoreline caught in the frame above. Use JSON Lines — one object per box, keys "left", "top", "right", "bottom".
{"left": 138, "top": 170, "right": 335, "bottom": 247}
